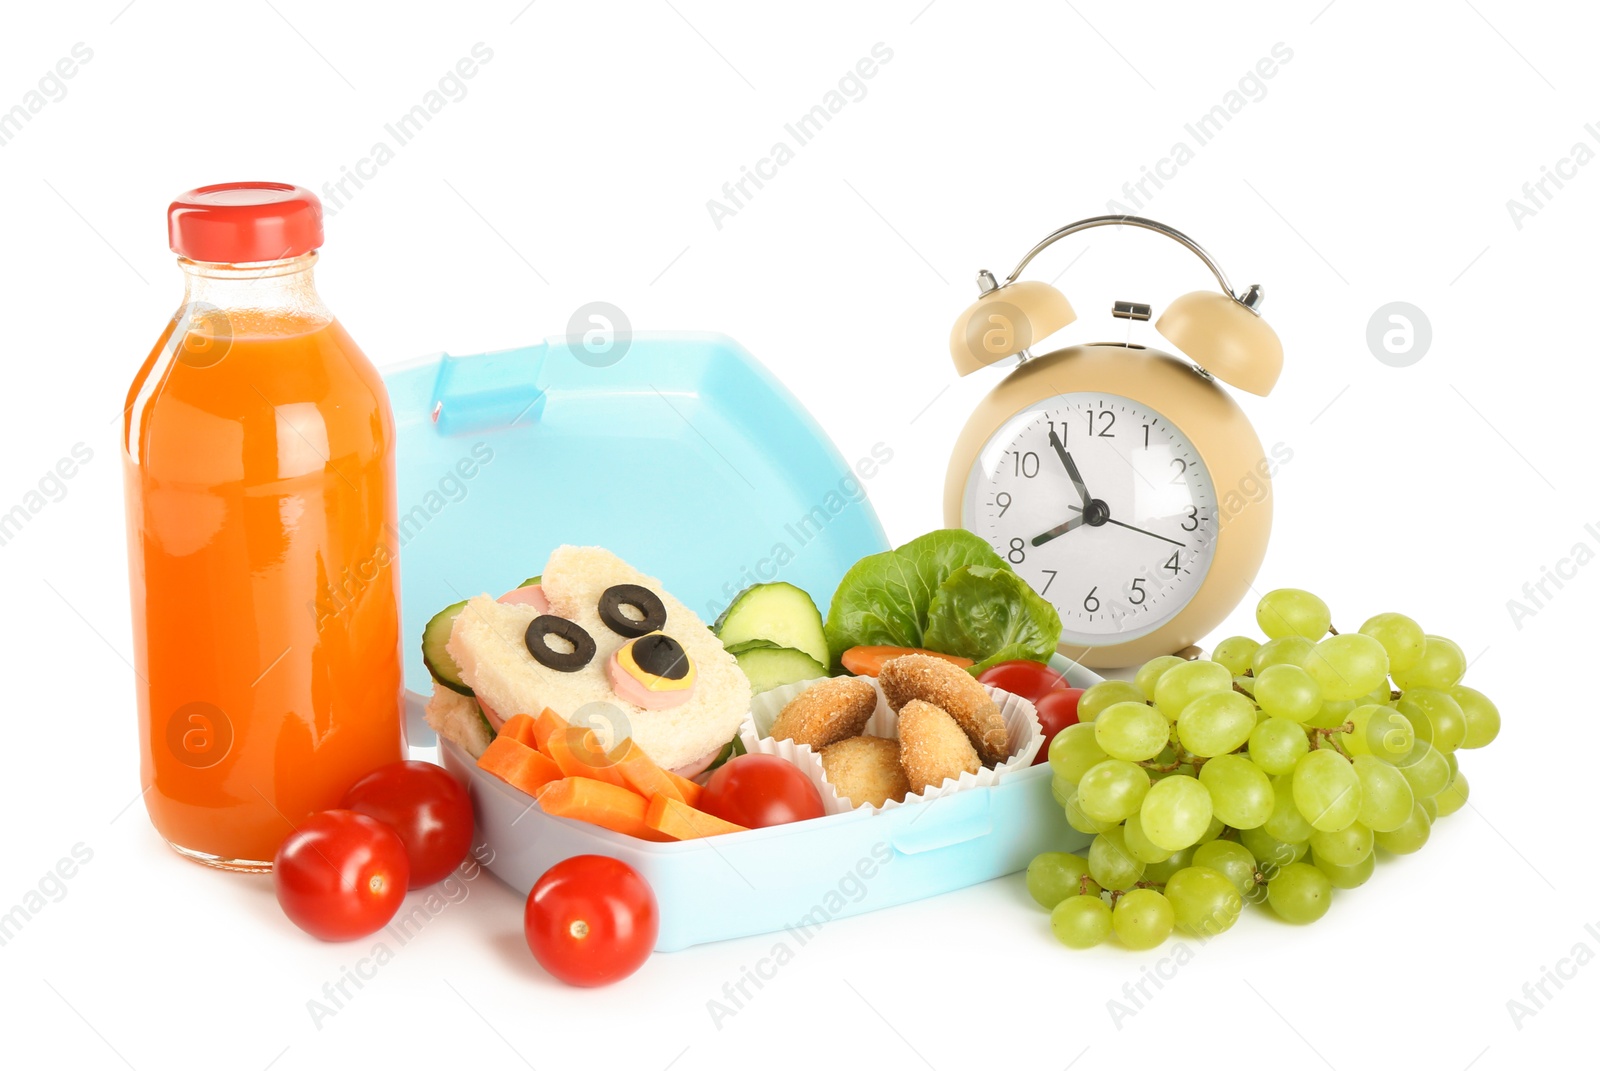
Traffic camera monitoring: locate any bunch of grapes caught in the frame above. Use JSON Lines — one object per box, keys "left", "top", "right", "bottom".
{"left": 1027, "top": 588, "right": 1498, "bottom": 950}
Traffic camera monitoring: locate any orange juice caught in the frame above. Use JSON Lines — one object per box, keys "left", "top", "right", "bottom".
{"left": 123, "top": 184, "right": 403, "bottom": 869}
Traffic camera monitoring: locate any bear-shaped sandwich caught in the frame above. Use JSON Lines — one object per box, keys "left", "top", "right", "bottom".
{"left": 426, "top": 546, "right": 751, "bottom": 777}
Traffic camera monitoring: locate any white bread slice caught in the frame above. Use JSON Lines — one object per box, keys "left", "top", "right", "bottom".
{"left": 446, "top": 546, "right": 751, "bottom": 771}
{"left": 425, "top": 683, "right": 494, "bottom": 759}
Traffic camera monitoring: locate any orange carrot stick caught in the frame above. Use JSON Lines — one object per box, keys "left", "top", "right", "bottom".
{"left": 536, "top": 777, "right": 670, "bottom": 841}
{"left": 644, "top": 793, "right": 749, "bottom": 840}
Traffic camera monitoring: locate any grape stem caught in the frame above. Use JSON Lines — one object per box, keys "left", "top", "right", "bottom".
{"left": 1313, "top": 721, "right": 1356, "bottom": 759}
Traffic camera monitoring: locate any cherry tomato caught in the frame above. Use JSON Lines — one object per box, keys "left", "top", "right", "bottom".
{"left": 1032, "top": 688, "right": 1084, "bottom": 765}
{"left": 274, "top": 810, "right": 409, "bottom": 941}
{"left": 978, "top": 659, "right": 1071, "bottom": 704}
{"left": 699, "top": 754, "right": 826, "bottom": 829}
{"left": 524, "top": 855, "right": 657, "bottom": 987}
{"left": 341, "top": 760, "right": 474, "bottom": 887}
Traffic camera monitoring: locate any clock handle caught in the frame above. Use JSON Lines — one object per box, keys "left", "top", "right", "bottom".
{"left": 996, "top": 215, "right": 1262, "bottom": 313}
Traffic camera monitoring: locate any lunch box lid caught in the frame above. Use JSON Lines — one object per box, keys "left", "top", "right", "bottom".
{"left": 382, "top": 332, "right": 892, "bottom": 713}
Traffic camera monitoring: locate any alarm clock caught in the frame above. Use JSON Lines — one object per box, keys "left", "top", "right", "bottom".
{"left": 943, "top": 215, "right": 1283, "bottom": 669}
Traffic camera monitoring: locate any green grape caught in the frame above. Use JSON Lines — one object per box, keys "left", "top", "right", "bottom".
{"left": 1122, "top": 811, "right": 1176, "bottom": 864}
{"left": 1396, "top": 688, "right": 1467, "bottom": 753}
{"left": 1154, "top": 659, "right": 1234, "bottom": 721}
{"left": 1192, "top": 840, "right": 1259, "bottom": 897}
{"left": 1077, "top": 759, "right": 1152, "bottom": 823}
{"left": 1266, "top": 862, "right": 1333, "bottom": 923}
{"left": 1135, "top": 655, "right": 1189, "bottom": 700}
{"left": 1049, "top": 722, "right": 1108, "bottom": 784}
{"left": 1027, "top": 851, "right": 1098, "bottom": 909}
{"left": 1306, "top": 698, "right": 1355, "bottom": 731}
{"left": 1374, "top": 802, "right": 1431, "bottom": 854}
{"left": 1264, "top": 774, "right": 1314, "bottom": 842}
{"left": 1234, "top": 675, "right": 1258, "bottom": 699}
{"left": 1212, "top": 635, "right": 1262, "bottom": 675}
{"left": 1051, "top": 774, "right": 1071, "bottom": 808}
{"left": 1304, "top": 633, "right": 1390, "bottom": 702}
{"left": 1251, "top": 635, "right": 1315, "bottom": 676}
{"left": 1346, "top": 704, "right": 1415, "bottom": 764}
{"left": 1051, "top": 894, "right": 1112, "bottom": 949}
{"left": 1065, "top": 789, "right": 1117, "bottom": 835}
{"left": 1140, "top": 774, "right": 1213, "bottom": 852}
{"left": 1256, "top": 588, "right": 1332, "bottom": 641}
{"left": 1200, "top": 754, "right": 1275, "bottom": 829}
{"left": 1308, "top": 822, "right": 1372, "bottom": 867}
{"left": 1112, "top": 888, "right": 1175, "bottom": 950}
{"left": 1359, "top": 612, "right": 1425, "bottom": 674}
{"left": 1240, "top": 825, "right": 1308, "bottom": 868}
{"left": 1436, "top": 771, "right": 1470, "bottom": 817}
{"left": 1398, "top": 743, "right": 1451, "bottom": 799}
{"left": 1254, "top": 664, "right": 1323, "bottom": 723}
{"left": 1292, "top": 750, "right": 1362, "bottom": 832}
{"left": 1143, "top": 845, "right": 1196, "bottom": 885}
{"left": 1450, "top": 686, "right": 1501, "bottom": 749}
{"left": 1198, "top": 815, "right": 1227, "bottom": 845}
{"left": 1088, "top": 828, "right": 1145, "bottom": 890}
{"left": 1095, "top": 701, "right": 1171, "bottom": 762}
{"left": 1391, "top": 635, "right": 1466, "bottom": 691}
{"left": 1077, "top": 679, "right": 1145, "bottom": 724}
{"left": 1444, "top": 750, "right": 1458, "bottom": 780}
{"left": 1352, "top": 754, "right": 1414, "bottom": 832}
{"left": 1177, "top": 691, "right": 1257, "bottom": 756}
{"left": 1416, "top": 795, "right": 1438, "bottom": 822}
{"left": 1313, "top": 850, "right": 1375, "bottom": 890}
{"left": 1165, "top": 866, "right": 1243, "bottom": 937}
{"left": 1249, "top": 717, "right": 1310, "bottom": 776}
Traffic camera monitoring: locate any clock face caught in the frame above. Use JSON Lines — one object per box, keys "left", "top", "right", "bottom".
{"left": 961, "top": 392, "right": 1218, "bottom": 648}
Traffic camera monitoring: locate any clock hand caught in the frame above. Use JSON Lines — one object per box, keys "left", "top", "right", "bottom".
{"left": 1048, "top": 431, "right": 1093, "bottom": 510}
{"left": 1030, "top": 512, "right": 1086, "bottom": 547}
{"left": 1059, "top": 502, "right": 1189, "bottom": 548}
{"left": 1102, "top": 516, "right": 1187, "bottom": 548}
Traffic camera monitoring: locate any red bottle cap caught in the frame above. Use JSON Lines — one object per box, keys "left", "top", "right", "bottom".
{"left": 167, "top": 182, "right": 323, "bottom": 263}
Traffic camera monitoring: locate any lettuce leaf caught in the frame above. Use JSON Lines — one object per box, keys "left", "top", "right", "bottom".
{"left": 923, "top": 565, "right": 1063, "bottom": 672}
{"left": 824, "top": 530, "right": 1060, "bottom": 671}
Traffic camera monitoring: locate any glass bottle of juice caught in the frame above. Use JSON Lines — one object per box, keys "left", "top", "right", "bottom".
{"left": 123, "top": 183, "right": 404, "bottom": 870}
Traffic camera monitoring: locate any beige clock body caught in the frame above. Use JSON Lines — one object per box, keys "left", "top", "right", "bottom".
{"left": 944, "top": 342, "right": 1273, "bottom": 669}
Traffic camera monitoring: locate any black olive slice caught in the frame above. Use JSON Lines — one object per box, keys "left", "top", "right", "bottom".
{"left": 597, "top": 584, "right": 667, "bottom": 638}
{"left": 524, "top": 615, "right": 597, "bottom": 672}
{"left": 630, "top": 632, "right": 690, "bottom": 680}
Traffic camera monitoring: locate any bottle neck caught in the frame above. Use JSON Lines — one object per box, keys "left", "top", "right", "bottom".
{"left": 178, "top": 252, "right": 331, "bottom": 337}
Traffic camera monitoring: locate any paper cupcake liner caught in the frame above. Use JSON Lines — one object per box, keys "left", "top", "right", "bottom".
{"left": 742, "top": 675, "right": 1042, "bottom": 815}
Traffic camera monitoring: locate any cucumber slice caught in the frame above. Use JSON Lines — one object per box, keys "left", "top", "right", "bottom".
{"left": 703, "top": 735, "right": 747, "bottom": 774}
{"left": 472, "top": 699, "right": 496, "bottom": 742}
{"left": 725, "top": 639, "right": 827, "bottom": 695}
{"left": 422, "top": 600, "right": 474, "bottom": 696}
{"left": 714, "top": 583, "right": 827, "bottom": 667}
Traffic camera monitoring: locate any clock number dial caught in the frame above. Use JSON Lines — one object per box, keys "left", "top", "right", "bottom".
{"left": 965, "top": 393, "right": 1219, "bottom": 646}
{"left": 1011, "top": 451, "right": 1040, "bottom": 478}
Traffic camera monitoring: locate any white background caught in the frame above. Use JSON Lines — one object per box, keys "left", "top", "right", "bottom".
{"left": 1, "top": 1, "right": 1595, "bottom": 1069}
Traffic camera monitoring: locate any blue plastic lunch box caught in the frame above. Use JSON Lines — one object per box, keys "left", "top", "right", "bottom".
{"left": 385, "top": 333, "right": 1094, "bottom": 950}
